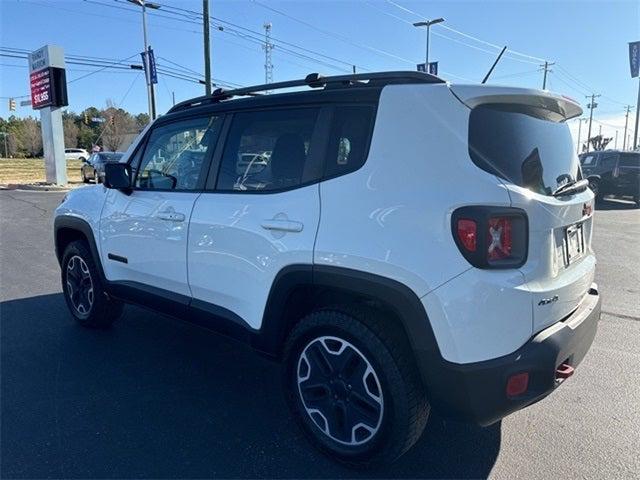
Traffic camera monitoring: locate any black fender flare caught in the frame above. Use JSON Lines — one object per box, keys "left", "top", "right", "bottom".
{"left": 54, "top": 216, "right": 107, "bottom": 284}
{"left": 254, "top": 264, "right": 443, "bottom": 386}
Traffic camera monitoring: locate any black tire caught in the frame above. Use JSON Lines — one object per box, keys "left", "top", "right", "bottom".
{"left": 82, "top": 171, "right": 89, "bottom": 183}
{"left": 79, "top": 156, "right": 86, "bottom": 162}
{"left": 61, "top": 240, "right": 123, "bottom": 328}
{"left": 283, "top": 307, "right": 430, "bottom": 466}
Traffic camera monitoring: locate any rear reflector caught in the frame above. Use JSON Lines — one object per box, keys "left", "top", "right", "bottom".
{"left": 506, "top": 372, "right": 529, "bottom": 398}
{"left": 456, "top": 219, "right": 477, "bottom": 252}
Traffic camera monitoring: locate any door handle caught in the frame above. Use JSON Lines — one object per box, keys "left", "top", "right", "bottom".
{"left": 155, "top": 211, "right": 186, "bottom": 222}
{"left": 261, "top": 219, "right": 303, "bottom": 233}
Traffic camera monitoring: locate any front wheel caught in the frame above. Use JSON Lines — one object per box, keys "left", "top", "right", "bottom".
{"left": 283, "top": 308, "right": 430, "bottom": 465}
{"left": 61, "top": 240, "right": 123, "bottom": 328}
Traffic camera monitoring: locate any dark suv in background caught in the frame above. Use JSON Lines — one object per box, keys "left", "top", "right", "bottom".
{"left": 580, "top": 150, "right": 640, "bottom": 206}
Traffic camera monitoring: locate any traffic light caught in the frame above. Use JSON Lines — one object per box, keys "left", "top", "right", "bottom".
{"left": 8, "top": 98, "right": 16, "bottom": 111}
{"left": 109, "top": 116, "right": 114, "bottom": 126}
{"left": 84, "top": 112, "right": 89, "bottom": 124}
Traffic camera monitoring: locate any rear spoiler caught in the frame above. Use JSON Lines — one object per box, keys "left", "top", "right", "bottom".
{"left": 449, "top": 85, "right": 583, "bottom": 122}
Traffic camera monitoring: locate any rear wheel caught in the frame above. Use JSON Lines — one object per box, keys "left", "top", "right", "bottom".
{"left": 82, "top": 170, "right": 89, "bottom": 183}
{"left": 61, "top": 240, "right": 123, "bottom": 328}
{"left": 283, "top": 308, "right": 429, "bottom": 465}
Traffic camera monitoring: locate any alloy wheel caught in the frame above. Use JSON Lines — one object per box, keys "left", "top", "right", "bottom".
{"left": 66, "top": 255, "right": 94, "bottom": 316}
{"left": 297, "top": 336, "right": 384, "bottom": 446}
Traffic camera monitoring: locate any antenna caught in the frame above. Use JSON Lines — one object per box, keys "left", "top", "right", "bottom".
{"left": 263, "top": 22, "right": 274, "bottom": 92}
{"left": 481, "top": 46, "right": 507, "bottom": 84}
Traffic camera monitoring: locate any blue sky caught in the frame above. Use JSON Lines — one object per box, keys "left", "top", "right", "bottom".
{"left": 1, "top": 0, "right": 638, "bottom": 143}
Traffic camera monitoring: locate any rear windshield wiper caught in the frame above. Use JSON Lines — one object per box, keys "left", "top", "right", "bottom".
{"left": 552, "top": 178, "right": 589, "bottom": 197}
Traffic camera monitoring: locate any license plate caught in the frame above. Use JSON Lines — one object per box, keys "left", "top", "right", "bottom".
{"left": 564, "top": 223, "right": 585, "bottom": 266}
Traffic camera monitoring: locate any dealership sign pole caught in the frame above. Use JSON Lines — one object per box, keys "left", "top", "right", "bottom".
{"left": 29, "top": 45, "right": 69, "bottom": 185}
{"left": 629, "top": 41, "right": 640, "bottom": 149}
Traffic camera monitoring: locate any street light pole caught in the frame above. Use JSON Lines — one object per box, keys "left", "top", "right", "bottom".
{"left": 127, "top": 0, "right": 160, "bottom": 121}
{"left": 413, "top": 18, "right": 444, "bottom": 68}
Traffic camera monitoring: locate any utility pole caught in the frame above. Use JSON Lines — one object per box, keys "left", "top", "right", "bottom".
{"left": 541, "top": 61, "right": 555, "bottom": 90}
{"left": 203, "top": 0, "right": 211, "bottom": 95}
{"left": 634, "top": 78, "right": 640, "bottom": 149}
{"left": 127, "top": 0, "right": 160, "bottom": 122}
{"left": 585, "top": 94, "right": 600, "bottom": 153}
{"left": 263, "top": 22, "right": 274, "bottom": 90}
{"left": 614, "top": 130, "right": 618, "bottom": 149}
{"left": 576, "top": 118, "right": 585, "bottom": 154}
{"left": 623, "top": 105, "right": 632, "bottom": 150}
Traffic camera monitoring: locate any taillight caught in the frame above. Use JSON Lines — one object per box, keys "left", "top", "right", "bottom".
{"left": 456, "top": 219, "right": 477, "bottom": 252}
{"left": 452, "top": 207, "right": 528, "bottom": 269}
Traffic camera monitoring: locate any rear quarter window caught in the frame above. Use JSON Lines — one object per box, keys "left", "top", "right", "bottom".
{"left": 324, "top": 105, "right": 376, "bottom": 179}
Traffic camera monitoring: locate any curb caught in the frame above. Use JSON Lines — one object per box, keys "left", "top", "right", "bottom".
{"left": 0, "top": 183, "right": 83, "bottom": 192}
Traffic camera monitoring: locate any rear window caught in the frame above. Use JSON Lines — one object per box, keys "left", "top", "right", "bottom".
{"left": 580, "top": 155, "right": 597, "bottom": 166}
{"left": 469, "top": 104, "right": 579, "bottom": 196}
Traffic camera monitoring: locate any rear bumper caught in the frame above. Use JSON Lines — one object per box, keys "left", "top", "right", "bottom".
{"left": 424, "top": 284, "right": 601, "bottom": 426}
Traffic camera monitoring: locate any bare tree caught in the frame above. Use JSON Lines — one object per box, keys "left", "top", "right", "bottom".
{"left": 63, "top": 117, "right": 79, "bottom": 148}
{"left": 588, "top": 135, "right": 613, "bottom": 151}
{"left": 102, "top": 99, "right": 135, "bottom": 152}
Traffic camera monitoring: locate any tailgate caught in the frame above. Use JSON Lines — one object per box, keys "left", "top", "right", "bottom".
{"left": 453, "top": 84, "right": 595, "bottom": 333}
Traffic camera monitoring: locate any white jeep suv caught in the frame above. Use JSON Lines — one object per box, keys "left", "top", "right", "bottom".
{"left": 54, "top": 72, "right": 601, "bottom": 465}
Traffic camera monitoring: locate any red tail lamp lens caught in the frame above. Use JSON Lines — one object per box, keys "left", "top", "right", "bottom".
{"left": 487, "top": 217, "right": 512, "bottom": 260}
{"left": 506, "top": 372, "right": 529, "bottom": 398}
{"left": 456, "top": 219, "right": 477, "bottom": 252}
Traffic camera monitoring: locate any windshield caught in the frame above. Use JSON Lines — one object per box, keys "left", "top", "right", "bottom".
{"left": 469, "top": 104, "right": 579, "bottom": 196}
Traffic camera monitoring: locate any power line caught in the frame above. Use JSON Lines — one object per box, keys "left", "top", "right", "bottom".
{"left": 384, "top": 0, "right": 545, "bottom": 62}
{"left": 252, "top": 0, "right": 418, "bottom": 66}
{"left": 143, "top": 0, "right": 369, "bottom": 71}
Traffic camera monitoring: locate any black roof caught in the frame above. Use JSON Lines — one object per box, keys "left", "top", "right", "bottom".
{"left": 167, "top": 71, "right": 444, "bottom": 115}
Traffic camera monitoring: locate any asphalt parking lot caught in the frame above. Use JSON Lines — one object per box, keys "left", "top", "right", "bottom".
{"left": 1, "top": 190, "right": 639, "bottom": 479}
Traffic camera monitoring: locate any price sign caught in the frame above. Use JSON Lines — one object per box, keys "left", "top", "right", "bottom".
{"left": 28, "top": 45, "right": 68, "bottom": 110}
{"left": 30, "top": 68, "right": 53, "bottom": 109}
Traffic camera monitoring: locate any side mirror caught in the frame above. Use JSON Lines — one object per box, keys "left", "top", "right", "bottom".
{"left": 104, "top": 163, "right": 132, "bottom": 190}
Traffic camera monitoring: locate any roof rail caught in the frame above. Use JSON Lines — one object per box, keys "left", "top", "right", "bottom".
{"left": 167, "top": 71, "right": 444, "bottom": 114}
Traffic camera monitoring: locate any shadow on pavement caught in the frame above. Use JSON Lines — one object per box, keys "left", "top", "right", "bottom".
{"left": 1, "top": 293, "right": 501, "bottom": 479}
{"left": 595, "top": 197, "right": 639, "bottom": 211}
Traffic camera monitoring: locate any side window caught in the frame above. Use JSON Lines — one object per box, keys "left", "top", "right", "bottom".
{"left": 135, "top": 116, "right": 221, "bottom": 191}
{"left": 216, "top": 108, "right": 319, "bottom": 192}
{"left": 601, "top": 154, "right": 617, "bottom": 169}
{"left": 324, "top": 106, "right": 375, "bottom": 178}
{"left": 619, "top": 153, "right": 640, "bottom": 167}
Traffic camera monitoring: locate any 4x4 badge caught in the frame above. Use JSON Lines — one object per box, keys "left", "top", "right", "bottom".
{"left": 538, "top": 295, "right": 559, "bottom": 306}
